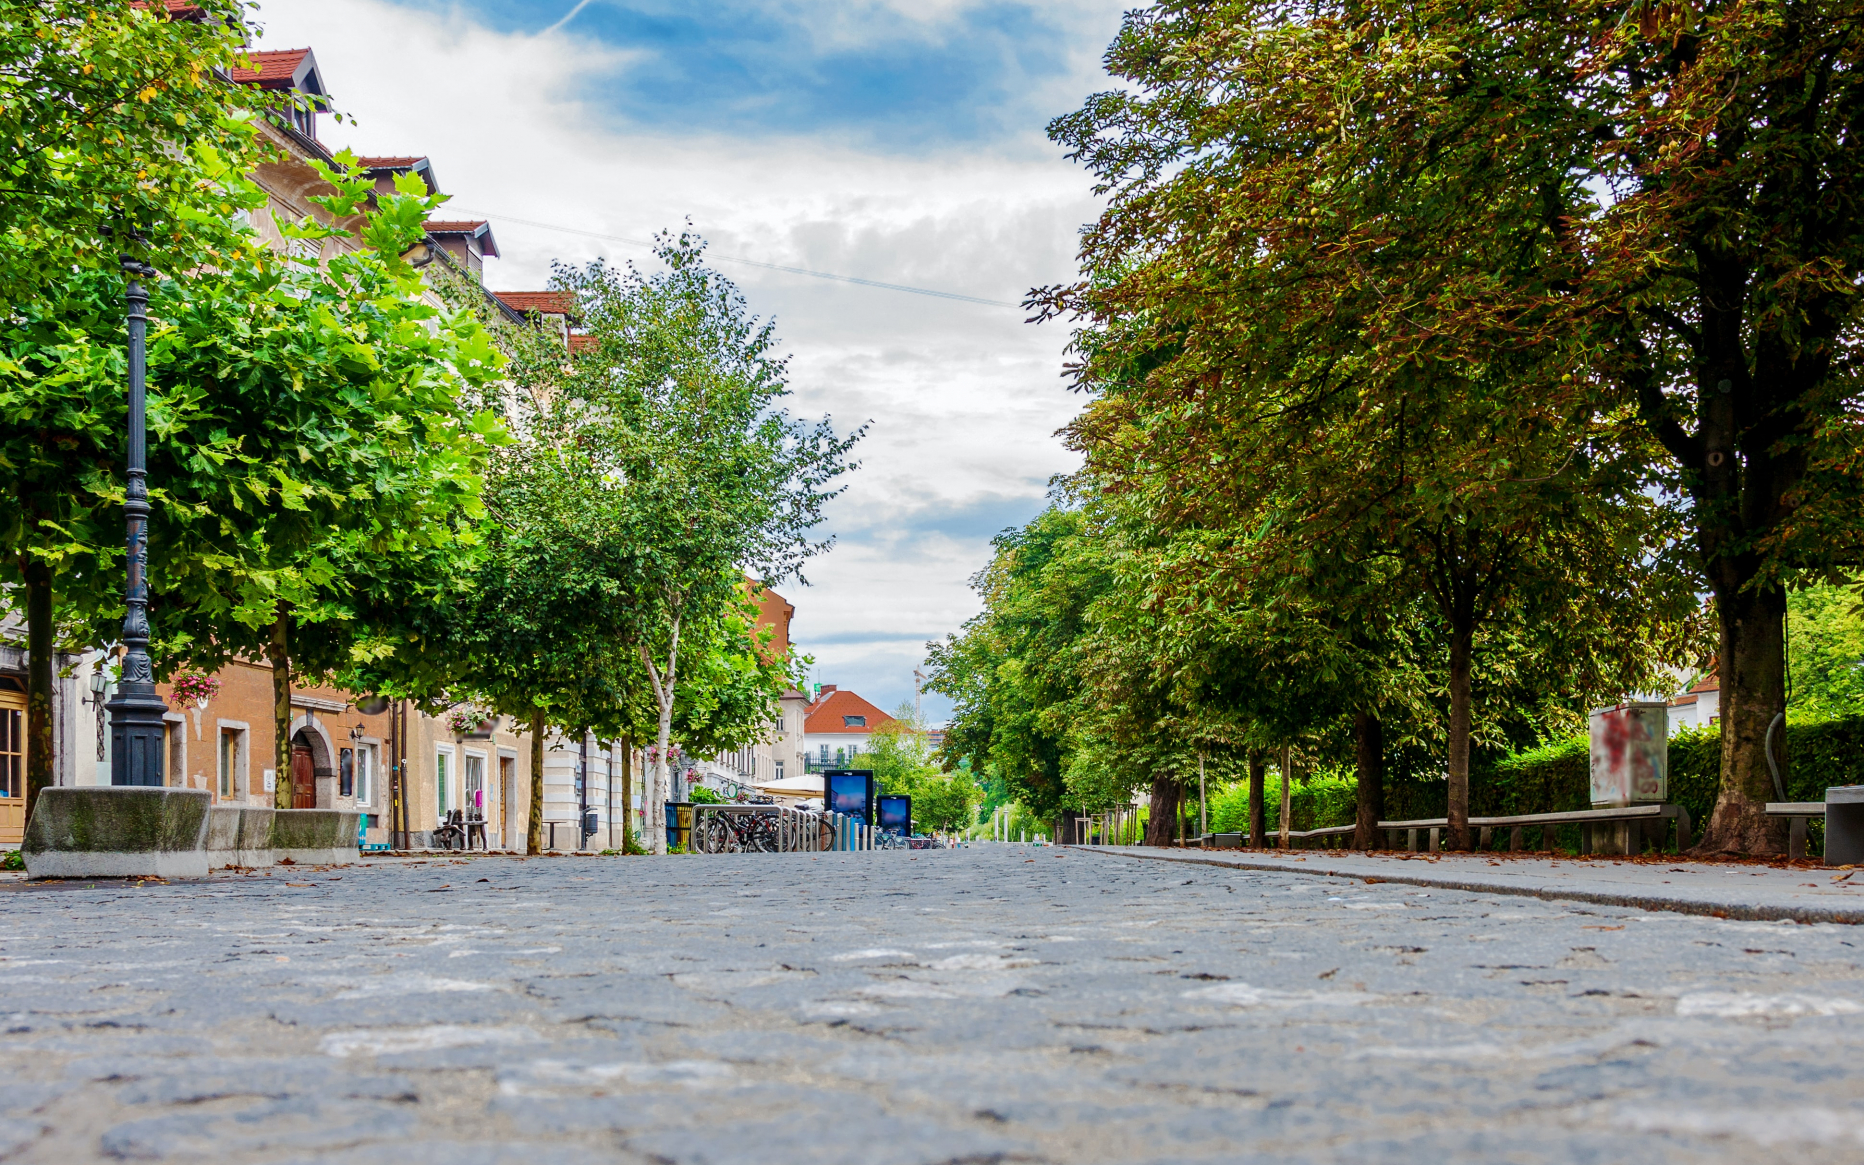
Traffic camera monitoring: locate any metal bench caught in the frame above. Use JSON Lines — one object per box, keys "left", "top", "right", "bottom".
{"left": 1768, "top": 787, "right": 1864, "bottom": 864}
{"left": 1765, "top": 802, "right": 1825, "bottom": 861}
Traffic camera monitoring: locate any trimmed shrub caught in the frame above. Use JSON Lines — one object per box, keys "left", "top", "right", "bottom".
{"left": 1209, "top": 773, "right": 1357, "bottom": 835}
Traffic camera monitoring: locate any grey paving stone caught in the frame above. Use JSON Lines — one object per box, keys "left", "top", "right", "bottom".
{"left": 1, "top": 847, "right": 1862, "bottom": 1164}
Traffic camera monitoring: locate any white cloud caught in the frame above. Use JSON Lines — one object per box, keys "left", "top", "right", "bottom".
{"left": 256, "top": 0, "right": 1118, "bottom": 717}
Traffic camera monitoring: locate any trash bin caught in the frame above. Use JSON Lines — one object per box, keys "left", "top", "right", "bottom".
{"left": 665, "top": 802, "right": 693, "bottom": 851}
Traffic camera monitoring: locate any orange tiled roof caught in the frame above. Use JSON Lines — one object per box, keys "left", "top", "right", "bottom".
{"left": 359, "top": 155, "right": 426, "bottom": 169}
{"left": 494, "top": 291, "right": 577, "bottom": 316}
{"left": 568, "top": 333, "right": 597, "bottom": 353}
{"left": 803, "top": 688, "right": 896, "bottom": 735}
{"left": 232, "top": 48, "right": 311, "bottom": 88}
{"left": 131, "top": 2, "right": 207, "bottom": 17}
{"left": 424, "top": 220, "right": 490, "bottom": 234}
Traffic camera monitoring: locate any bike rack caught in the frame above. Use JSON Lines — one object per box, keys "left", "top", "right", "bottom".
{"left": 691, "top": 804, "right": 832, "bottom": 854}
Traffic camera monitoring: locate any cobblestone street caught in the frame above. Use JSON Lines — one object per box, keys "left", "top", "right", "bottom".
{"left": 3, "top": 846, "right": 1863, "bottom": 1164}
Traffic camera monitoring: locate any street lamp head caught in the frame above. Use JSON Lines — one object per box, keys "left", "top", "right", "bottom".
{"left": 89, "top": 668, "right": 107, "bottom": 697}
{"left": 119, "top": 254, "right": 157, "bottom": 279}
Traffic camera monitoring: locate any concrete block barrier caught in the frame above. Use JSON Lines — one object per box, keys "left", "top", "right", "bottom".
{"left": 206, "top": 806, "right": 277, "bottom": 869}
{"left": 271, "top": 809, "right": 362, "bottom": 867}
{"left": 23, "top": 787, "right": 212, "bottom": 879}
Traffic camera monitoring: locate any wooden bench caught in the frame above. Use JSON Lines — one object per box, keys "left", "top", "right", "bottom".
{"left": 1200, "top": 805, "right": 1692, "bottom": 856}
{"left": 1378, "top": 804, "right": 1692, "bottom": 855}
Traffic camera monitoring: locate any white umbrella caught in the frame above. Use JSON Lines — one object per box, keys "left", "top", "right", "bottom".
{"left": 753, "top": 774, "right": 825, "bottom": 795}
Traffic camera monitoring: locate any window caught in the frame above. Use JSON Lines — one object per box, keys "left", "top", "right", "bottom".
{"left": 0, "top": 702, "right": 21, "bottom": 799}
{"left": 465, "top": 754, "right": 486, "bottom": 815}
{"left": 355, "top": 745, "right": 373, "bottom": 807}
{"left": 842, "top": 715, "right": 866, "bottom": 727}
{"left": 775, "top": 761, "right": 784, "bottom": 781}
{"left": 165, "top": 720, "right": 184, "bottom": 789}
{"left": 340, "top": 747, "right": 354, "bottom": 798}
{"left": 218, "top": 729, "right": 237, "bottom": 799}
{"left": 436, "top": 750, "right": 451, "bottom": 817}
{"left": 819, "top": 744, "right": 829, "bottom": 762}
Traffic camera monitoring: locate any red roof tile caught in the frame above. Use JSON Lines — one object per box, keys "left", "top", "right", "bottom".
{"left": 232, "top": 48, "right": 311, "bottom": 87}
{"left": 423, "top": 220, "right": 490, "bottom": 234}
{"left": 568, "top": 334, "right": 598, "bottom": 353}
{"left": 803, "top": 688, "right": 897, "bottom": 735}
{"left": 494, "top": 291, "right": 577, "bottom": 316}
{"left": 358, "top": 156, "right": 426, "bottom": 169}
{"left": 130, "top": 2, "right": 207, "bottom": 17}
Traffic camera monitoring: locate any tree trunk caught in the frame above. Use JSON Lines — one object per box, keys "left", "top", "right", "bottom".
{"left": 1446, "top": 619, "right": 1473, "bottom": 851}
{"left": 1142, "top": 773, "right": 1180, "bottom": 847}
{"left": 641, "top": 613, "right": 682, "bottom": 856}
{"left": 23, "top": 559, "right": 54, "bottom": 825}
{"left": 1247, "top": 749, "right": 1265, "bottom": 848}
{"left": 1354, "top": 710, "right": 1384, "bottom": 851}
{"left": 652, "top": 696, "right": 674, "bottom": 854}
{"left": 577, "top": 729, "right": 589, "bottom": 850}
{"left": 526, "top": 706, "right": 544, "bottom": 855}
{"left": 267, "top": 607, "right": 292, "bottom": 811}
{"left": 1696, "top": 582, "right": 1789, "bottom": 855}
{"left": 1280, "top": 746, "right": 1293, "bottom": 849}
{"left": 620, "top": 735, "right": 633, "bottom": 853}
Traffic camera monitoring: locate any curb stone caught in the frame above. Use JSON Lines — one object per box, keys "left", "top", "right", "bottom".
{"left": 1075, "top": 845, "right": 1864, "bottom": 925}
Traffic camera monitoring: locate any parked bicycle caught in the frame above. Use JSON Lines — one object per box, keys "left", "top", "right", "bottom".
{"left": 694, "top": 808, "right": 784, "bottom": 853}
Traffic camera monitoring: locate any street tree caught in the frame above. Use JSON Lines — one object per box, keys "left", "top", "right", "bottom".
{"left": 1046, "top": 0, "right": 1864, "bottom": 853}
{"left": 1, "top": 0, "right": 272, "bottom": 816}
{"left": 2, "top": 158, "right": 506, "bottom": 814}
{"left": 553, "top": 232, "right": 860, "bottom": 852}
{"left": 1045, "top": 0, "right": 1709, "bottom": 848}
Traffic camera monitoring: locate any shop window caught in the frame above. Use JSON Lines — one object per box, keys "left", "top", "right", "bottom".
{"left": 0, "top": 702, "right": 22, "bottom": 799}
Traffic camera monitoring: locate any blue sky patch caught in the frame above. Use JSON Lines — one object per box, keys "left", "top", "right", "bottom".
{"left": 388, "top": 0, "right": 1088, "bottom": 146}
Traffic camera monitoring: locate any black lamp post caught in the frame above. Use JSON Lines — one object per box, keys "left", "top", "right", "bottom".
{"left": 106, "top": 255, "right": 171, "bottom": 786}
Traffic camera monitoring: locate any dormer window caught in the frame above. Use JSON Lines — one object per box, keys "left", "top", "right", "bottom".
{"left": 842, "top": 715, "right": 865, "bottom": 727}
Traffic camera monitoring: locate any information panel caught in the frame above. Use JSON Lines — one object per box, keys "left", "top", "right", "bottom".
{"left": 877, "top": 794, "right": 911, "bottom": 836}
{"left": 824, "top": 770, "right": 876, "bottom": 824}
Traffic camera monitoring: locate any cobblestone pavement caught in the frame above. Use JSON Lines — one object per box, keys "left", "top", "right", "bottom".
{"left": 3, "top": 846, "right": 1863, "bottom": 1164}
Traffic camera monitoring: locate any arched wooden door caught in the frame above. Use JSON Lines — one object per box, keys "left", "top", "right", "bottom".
{"left": 290, "top": 741, "right": 315, "bottom": 809}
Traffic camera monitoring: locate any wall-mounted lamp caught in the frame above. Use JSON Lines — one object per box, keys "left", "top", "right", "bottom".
{"left": 88, "top": 665, "right": 108, "bottom": 761}
{"left": 400, "top": 240, "right": 436, "bottom": 269}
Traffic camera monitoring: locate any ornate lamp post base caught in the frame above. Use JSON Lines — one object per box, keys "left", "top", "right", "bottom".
{"left": 107, "top": 682, "right": 170, "bottom": 787}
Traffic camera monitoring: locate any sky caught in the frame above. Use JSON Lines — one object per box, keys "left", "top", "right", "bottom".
{"left": 252, "top": 0, "right": 1130, "bottom": 722}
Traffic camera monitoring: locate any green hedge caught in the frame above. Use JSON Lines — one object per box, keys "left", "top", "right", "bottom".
{"left": 1247, "top": 716, "right": 1864, "bottom": 851}
{"left": 1210, "top": 774, "right": 1357, "bottom": 835}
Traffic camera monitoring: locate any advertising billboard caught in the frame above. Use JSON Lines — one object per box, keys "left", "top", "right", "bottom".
{"left": 877, "top": 794, "right": 911, "bottom": 836}
{"left": 824, "top": 770, "right": 875, "bottom": 824}
{"left": 1589, "top": 702, "right": 1668, "bottom": 807}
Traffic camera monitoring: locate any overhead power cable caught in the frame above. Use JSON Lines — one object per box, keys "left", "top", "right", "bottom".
{"left": 449, "top": 207, "right": 1018, "bottom": 309}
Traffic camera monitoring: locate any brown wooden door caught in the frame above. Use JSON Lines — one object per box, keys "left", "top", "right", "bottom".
{"left": 499, "top": 757, "right": 514, "bottom": 849}
{"left": 290, "top": 744, "right": 315, "bottom": 809}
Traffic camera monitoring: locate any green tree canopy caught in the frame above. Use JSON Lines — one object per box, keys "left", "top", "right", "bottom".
{"left": 552, "top": 231, "right": 860, "bottom": 851}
